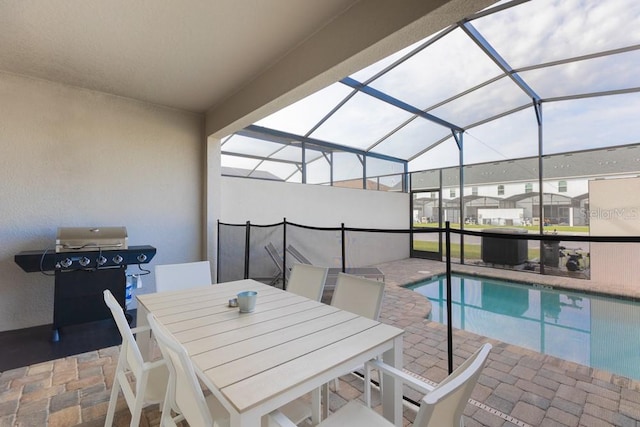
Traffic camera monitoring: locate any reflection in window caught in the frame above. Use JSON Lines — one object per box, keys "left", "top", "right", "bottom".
{"left": 498, "top": 184, "right": 505, "bottom": 195}
{"left": 450, "top": 189, "right": 456, "bottom": 198}
{"left": 525, "top": 183, "right": 533, "bottom": 193}
{"left": 559, "top": 180, "right": 567, "bottom": 192}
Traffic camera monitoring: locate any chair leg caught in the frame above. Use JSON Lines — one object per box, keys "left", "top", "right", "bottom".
{"left": 104, "top": 377, "right": 121, "bottom": 427}
{"left": 129, "top": 371, "right": 149, "bottom": 427}
{"left": 158, "top": 362, "right": 183, "bottom": 427}
{"left": 129, "top": 397, "right": 145, "bottom": 427}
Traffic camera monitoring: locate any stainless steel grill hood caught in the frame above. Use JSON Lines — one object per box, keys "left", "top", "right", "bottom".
{"left": 55, "top": 227, "right": 128, "bottom": 253}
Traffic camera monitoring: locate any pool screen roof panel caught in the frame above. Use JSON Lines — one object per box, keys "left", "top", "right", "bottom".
{"left": 223, "top": 0, "right": 640, "bottom": 179}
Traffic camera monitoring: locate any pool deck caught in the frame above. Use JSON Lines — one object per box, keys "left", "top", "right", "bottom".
{"left": 371, "top": 258, "right": 640, "bottom": 427}
{"left": 1, "top": 258, "right": 640, "bottom": 426}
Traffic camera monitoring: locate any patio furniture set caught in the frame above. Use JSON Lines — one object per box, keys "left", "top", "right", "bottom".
{"left": 103, "top": 260, "right": 491, "bottom": 426}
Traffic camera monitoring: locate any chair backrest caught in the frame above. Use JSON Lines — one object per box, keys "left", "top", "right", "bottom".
{"left": 286, "top": 264, "right": 328, "bottom": 301}
{"left": 147, "top": 313, "right": 214, "bottom": 427}
{"left": 155, "top": 261, "right": 212, "bottom": 292}
{"left": 103, "top": 290, "right": 144, "bottom": 375}
{"left": 414, "top": 343, "right": 492, "bottom": 427}
{"left": 331, "top": 273, "right": 385, "bottom": 320}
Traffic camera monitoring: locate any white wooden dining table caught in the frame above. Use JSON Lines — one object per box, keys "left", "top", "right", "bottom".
{"left": 136, "top": 279, "right": 404, "bottom": 427}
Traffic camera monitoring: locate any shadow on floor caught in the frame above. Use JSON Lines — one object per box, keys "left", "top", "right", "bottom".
{"left": 0, "top": 310, "right": 136, "bottom": 372}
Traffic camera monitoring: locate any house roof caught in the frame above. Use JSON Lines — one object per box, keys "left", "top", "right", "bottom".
{"left": 433, "top": 143, "right": 640, "bottom": 188}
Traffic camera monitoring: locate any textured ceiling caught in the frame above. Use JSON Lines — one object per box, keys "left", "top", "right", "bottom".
{"left": 0, "top": 0, "right": 360, "bottom": 112}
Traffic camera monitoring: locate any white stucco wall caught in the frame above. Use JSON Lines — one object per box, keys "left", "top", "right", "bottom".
{"left": 219, "top": 177, "right": 410, "bottom": 278}
{"left": 589, "top": 177, "right": 640, "bottom": 288}
{"left": 0, "top": 72, "right": 204, "bottom": 331}
{"left": 220, "top": 176, "right": 409, "bottom": 228}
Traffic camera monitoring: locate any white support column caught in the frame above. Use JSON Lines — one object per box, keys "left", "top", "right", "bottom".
{"left": 569, "top": 206, "right": 574, "bottom": 227}
{"left": 206, "top": 136, "right": 222, "bottom": 282}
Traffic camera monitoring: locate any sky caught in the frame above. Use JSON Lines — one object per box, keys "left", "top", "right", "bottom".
{"left": 222, "top": 0, "right": 640, "bottom": 182}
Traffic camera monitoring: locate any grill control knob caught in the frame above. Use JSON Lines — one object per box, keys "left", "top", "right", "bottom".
{"left": 60, "top": 258, "right": 73, "bottom": 268}
{"left": 79, "top": 257, "right": 91, "bottom": 267}
{"left": 113, "top": 255, "right": 124, "bottom": 264}
{"left": 97, "top": 256, "right": 107, "bottom": 266}
{"left": 137, "top": 254, "right": 147, "bottom": 263}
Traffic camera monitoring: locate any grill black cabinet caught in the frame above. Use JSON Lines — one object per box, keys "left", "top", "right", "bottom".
{"left": 542, "top": 240, "right": 560, "bottom": 267}
{"left": 53, "top": 267, "right": 125, "bottom": 331}
{"left": 481, "top": 228, "right": 528, "bottom": 265}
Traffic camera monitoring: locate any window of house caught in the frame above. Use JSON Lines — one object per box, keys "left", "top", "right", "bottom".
{"left": 497, "top": 185, "right": 504, "bottom": 195}
{"left": 559, "top": 180, "right": 567, "bottom": 192}
{"left": 472, "top": 186, "right": 478, "bottom": 196}
{"left": 525, "top": 183, "right": 533, "bottom": 193}
{"left": 449, "top": 189, "right": 456, "bottom": 198}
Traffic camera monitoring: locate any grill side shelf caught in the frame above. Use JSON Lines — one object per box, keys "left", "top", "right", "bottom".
{"left": 14, "top": 245, "right": 157, "bottom": 273}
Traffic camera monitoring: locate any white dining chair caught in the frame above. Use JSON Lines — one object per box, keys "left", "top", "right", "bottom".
{"left": 286, "top": 264, "right": 329, "bottom": 301}
{"left": 103, "top": 290, "right": 169, "bottom": 427}
{"left": 326, "top": 273, "right": 385, "bottom": 394}
{"left": 331, "top": 272, "right": 385, "bottom": 320}
{"left": 272, "top": 343, "right": 492, "bottom": 427}
{"left": 147, "top": 313, "right": 313, "bottom": 427}
{"left": 146, "top": 312, "right": 229, "bottom": 427}
{"left": 365, "top": 342, "right": 493, "bottom": 426}
{"left": 154, "top": 260, "right": 212, "bottom": 292}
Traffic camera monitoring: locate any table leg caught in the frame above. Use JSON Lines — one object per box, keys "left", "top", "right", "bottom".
{"left": 321, "top": 383, "right": 330, "bottom": 420}
{"left": 381, "top": 335, "right": 403, "bottom": 426}
{"left": 135, "top": 303, "right": 152, "bottom": 360}
{"left": 231, "top": 412, "right": 261, "bottom": 427}
{"left": 311, "top": 387, "right": 321, "bottom": 424}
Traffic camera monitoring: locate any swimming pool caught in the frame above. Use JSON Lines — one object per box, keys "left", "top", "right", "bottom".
{"left": 409, "top": 274, "right": 640, "bottom": 380}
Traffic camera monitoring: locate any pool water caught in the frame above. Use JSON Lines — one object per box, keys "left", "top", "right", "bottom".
{"left": 409, "top": 274, "right": 640, "bottom": 380}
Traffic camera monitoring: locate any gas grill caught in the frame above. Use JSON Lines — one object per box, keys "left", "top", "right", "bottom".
{"left": 15, "top": 227, "right": 156, "bottom": 341}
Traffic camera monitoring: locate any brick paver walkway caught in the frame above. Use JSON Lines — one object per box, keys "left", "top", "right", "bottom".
{"left": 1, "top": 258, "right": 639, "bottom": 426}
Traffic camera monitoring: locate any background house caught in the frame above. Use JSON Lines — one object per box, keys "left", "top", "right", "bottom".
{"left": 412, "top": 144, "right": 640, "bottom": 226}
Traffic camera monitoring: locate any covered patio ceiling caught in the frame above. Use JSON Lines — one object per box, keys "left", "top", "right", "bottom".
{"left": 222, "top": 0, "right": 640, "bottom": 182}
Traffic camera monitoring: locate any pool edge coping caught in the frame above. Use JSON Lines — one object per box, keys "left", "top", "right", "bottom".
{"left": 401, "top": 270, "right": 640, "bottom": 303}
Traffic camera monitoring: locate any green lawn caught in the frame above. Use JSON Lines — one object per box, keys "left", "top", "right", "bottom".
{"left": 413, "top": 240, "right": 540, "bottom": 260}
{"left": 413, "top": 223, "right": 588, "bottom": 234}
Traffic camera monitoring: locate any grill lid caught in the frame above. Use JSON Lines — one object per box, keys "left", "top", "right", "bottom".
{"left": 56, "top": 227, "right": 128, "bottom": 252}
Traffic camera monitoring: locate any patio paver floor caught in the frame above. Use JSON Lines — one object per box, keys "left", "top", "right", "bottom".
{"left": 1, "top": 258, "right": 639, "bottom": 426}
